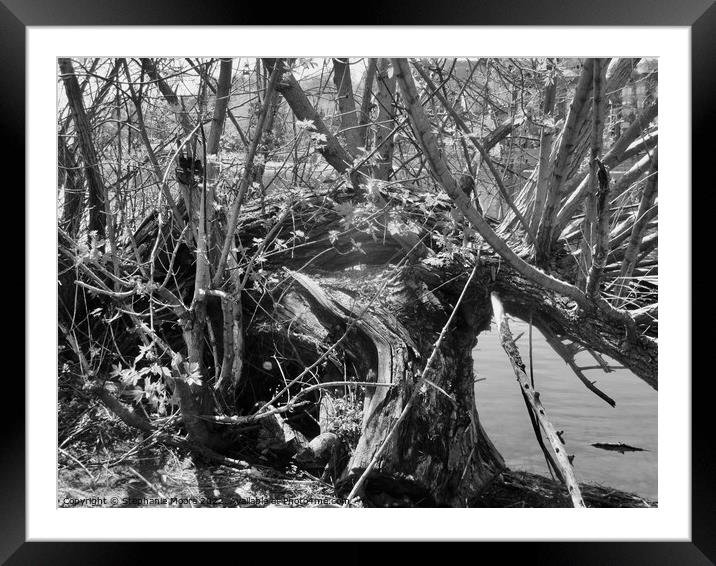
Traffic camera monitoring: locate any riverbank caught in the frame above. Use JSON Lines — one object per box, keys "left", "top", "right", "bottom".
{"left": 58, "top": 401, "right": 655, "bottom": 508}
{"left": 475, "top": 319, "right": 657, "bottom": 499}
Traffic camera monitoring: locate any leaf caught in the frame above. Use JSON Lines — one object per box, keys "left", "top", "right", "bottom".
{"left": 311, "top": 132, "right": 327, "bottom": 144}
{"left": 180, "top": 361, "right": 203, "bottom": 386}
{"left": 128, "top": 388, "right": 144, "bottom": 403}
{"left": 134, "top": 343, "right": 153, "bottom": 365}
{"left": 171, "top": 352, "right": 184, "bottom": 369}
{"left": 422, "top": 256, "right": 446, "bottom": 268}
{"left": 120, "top": 368, "right": 140, "bottom": 387}
{"left": 184, "top": 373, "right": 203, "bottom": 387}
{"left": 296, "top": 119, "right": 316, "bottom": 131}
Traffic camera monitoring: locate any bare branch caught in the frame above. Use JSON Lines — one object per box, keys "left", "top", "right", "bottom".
{"left": 539, "top": 324, "right": 616, "bottom": 407}
{"left": 535, "top": 59, "right": 594, "bottom": 263}
{"left": 268, "top": 59, "right": 364, "bottom": 187}
{"left": 392, "top": 57, "right": 590, "bottom": 308}
{"left": 212, "top": 61, "right": 282, "bottom": 286}
{"left": 616, "top": 150, "right": 658, "bottom": 299}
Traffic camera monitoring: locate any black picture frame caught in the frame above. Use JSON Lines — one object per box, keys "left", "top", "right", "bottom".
{"left": 7, "top": 1, "right": 711, "bottom": 563}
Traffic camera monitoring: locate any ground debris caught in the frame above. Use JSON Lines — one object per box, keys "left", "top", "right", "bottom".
{"left": 471, "top": 470, "right": 655, "bottom": 508}
{"left": 57, "top": 398, "right": 654, "bottom": 509}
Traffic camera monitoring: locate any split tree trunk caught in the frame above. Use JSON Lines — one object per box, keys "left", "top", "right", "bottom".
{"left": 272, "top": 267, "right": 505, "bottom": 506}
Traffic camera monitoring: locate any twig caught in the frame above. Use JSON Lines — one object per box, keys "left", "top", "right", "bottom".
{"left": 201, "top": 401, "right": 311, "bottom": 424}
{"left": 59, "top": 447, "right": 96, "bottom": 486}
{"left": 128, "top": 466, "right": 167, "bottom": 500}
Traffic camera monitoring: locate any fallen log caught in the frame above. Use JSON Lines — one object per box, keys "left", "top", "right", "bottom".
{"left": 490, "top": 293, "right": 585, "bottom": 508}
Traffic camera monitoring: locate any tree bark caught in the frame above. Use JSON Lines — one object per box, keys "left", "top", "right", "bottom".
{"left": 58, "top": 58, "right": 106, "bottom": 239}
{"left": 332, "top": 58, "right": 362, "bottom": 154}
{"left": 58, "top": 135, "right": 84, "bottom": 238}
{"left": 275, "top": 267, "right": 505, "bottom": 505}
{"left": 532, "top": 65, "right": 557, "bottom": 233}
{"left": 535, "top": 59, "right": 594, "bottom": 264}
{"left": 358, "top": 58, "right": 378, "bottom": 146}
{"left": 373, "top": 59, "right": 397, "bottom": 181}
{"left": 578, "top": 58, "right": 608, "bottom": 290}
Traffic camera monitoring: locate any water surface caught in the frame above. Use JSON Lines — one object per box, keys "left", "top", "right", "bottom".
{"left": 474, "top": 318, "right": 657, "bottom": 500}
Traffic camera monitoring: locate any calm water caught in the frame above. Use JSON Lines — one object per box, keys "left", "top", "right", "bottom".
{"left": 474, "top": 318, "right": 657, "bottom": 500}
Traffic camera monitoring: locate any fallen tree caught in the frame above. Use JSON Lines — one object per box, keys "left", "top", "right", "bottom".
{"left": 57, "top": 57, "right": 658, "bottom": 507}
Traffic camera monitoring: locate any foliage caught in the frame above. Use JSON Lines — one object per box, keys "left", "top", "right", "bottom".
{"left": 323, "top": 393, "right": 364, "bottom": 452}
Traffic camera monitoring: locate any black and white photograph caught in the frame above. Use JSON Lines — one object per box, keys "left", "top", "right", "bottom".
{"left": 2, "top": 6, "right": 703, "bottom": 556}
{"left": 56, "top": 55, "right": 660, "bottom": 510}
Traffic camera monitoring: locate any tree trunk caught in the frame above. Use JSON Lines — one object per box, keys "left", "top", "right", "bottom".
{"left": 344, "top": 292, "right": 505, "bottom": 505}
{"left": 270, "top": 266, "right": 505, "bottom": 506}
{"left": 358, "top": 58, "right": 378, "bottom": 146}
{"left": 373, "top": 59, "right": 397, "bottom": 181}
{"left": 58, "top": 58, "right": 106, "bottom": 239}
{"left": 331, "top": 58, "right": 362, "bottom": 154}
{"left": 58, "top": 135, "right": 84, "bottom": 238}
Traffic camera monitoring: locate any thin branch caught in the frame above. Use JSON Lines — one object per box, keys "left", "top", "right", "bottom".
{"left": 555, "top": 101, "right": 658, "bottom": 238}
{"left": 539, "top": 324, "right": 616, "bottom": 407}
{"left": 616, "top": 149, "right": 658, "bottom": 300}
{"left": 212, "top": 62, "right": 282, "bottom": 286}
